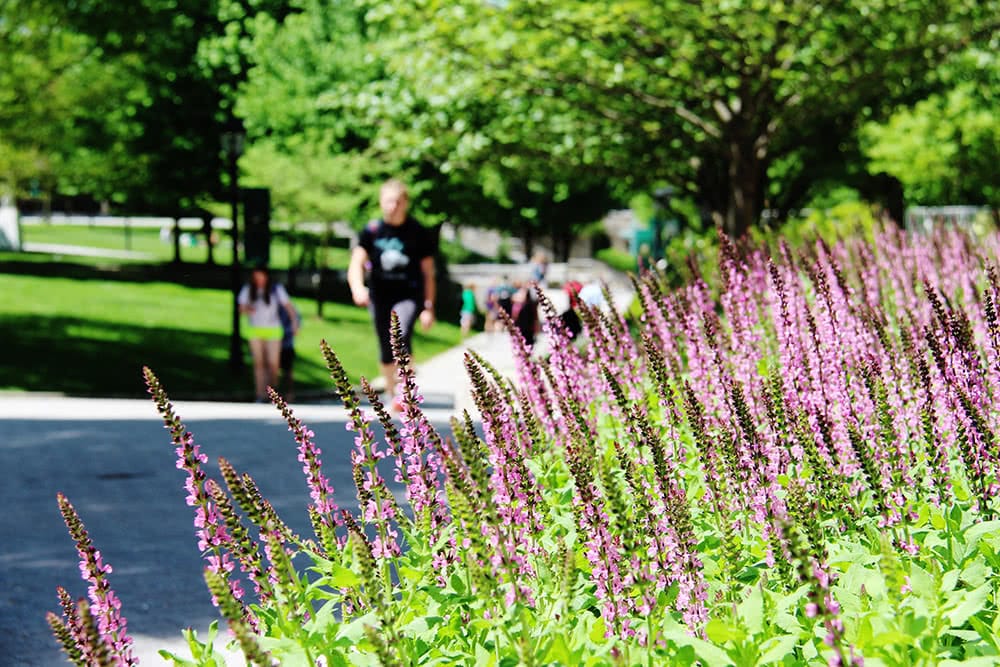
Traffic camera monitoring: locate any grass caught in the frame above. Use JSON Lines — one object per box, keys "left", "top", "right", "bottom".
{"left": 1, "top": 271, "right": 462, "bottom": 401}
{"left": 18, "top": 223, "right": 352, "bottom": 269}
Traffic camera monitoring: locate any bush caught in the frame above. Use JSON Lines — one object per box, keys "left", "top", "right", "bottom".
{"left": 595, "top": 246, "right": 636, "bottom": 274}
{"left": 50, "top": 225, "right": 1000, "bottom": 666}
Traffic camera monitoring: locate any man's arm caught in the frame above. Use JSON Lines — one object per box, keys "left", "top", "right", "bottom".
{"left": 347, "top": 246, "right": 370, "bottom": 307}
{"left": 420, "top": 255, "right": 436, "bottom": 311}
{"left": 419, "top": 255, "right": 436, "bottom": 330}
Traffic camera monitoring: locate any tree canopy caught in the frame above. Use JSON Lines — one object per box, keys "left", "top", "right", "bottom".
{"left": 365, "top": 0, "right": 1000, "bottom": 235}
{"left": 863, "top": 47, "right": 999, "bottom": 214}
{"left": 0, "top": 0, "right": 145, "bottom": 202}
{"left": 3, "top": 0, "right": 998, "bottom": 240}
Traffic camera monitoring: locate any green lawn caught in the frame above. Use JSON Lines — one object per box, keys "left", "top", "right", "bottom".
{"left": 1, "top": 272, "right": 461, "bottom": 400}
{"left": 19, "top": 224, "right": 352, "bottom": 269}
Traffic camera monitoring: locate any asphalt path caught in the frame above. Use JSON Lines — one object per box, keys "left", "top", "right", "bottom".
{"left": 1, "top": 398, "right": 455, "bottom": 666}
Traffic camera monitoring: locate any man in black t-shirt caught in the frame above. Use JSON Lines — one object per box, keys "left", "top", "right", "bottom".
{"left": 347, "top": 179, "right": 436, "bottom": 405}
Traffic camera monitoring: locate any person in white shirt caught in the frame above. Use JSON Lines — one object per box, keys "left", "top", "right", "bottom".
{"left": 238, "top": 265, "right": 299, "bottom": 402}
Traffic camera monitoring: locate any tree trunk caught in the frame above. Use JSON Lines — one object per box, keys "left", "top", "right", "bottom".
{"left": 202, "top": 215, "right": 215, "bottom": 265}
{"left": 172, "top": 218, "right": 182, "bottom": 264}
{"left": 723, "top": 139, "right": 763, "bottom": 240}
{"left": 521, "top": 222, "right": 534, "bottom": 261}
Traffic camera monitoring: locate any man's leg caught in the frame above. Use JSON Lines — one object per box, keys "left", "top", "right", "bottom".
{"left": 372, "top": 300, "right": 397, "bottom": 398}
{"left": 386, "top": 299, "right": 420, "bottom": 409}
{"left": 381, "top": 362, "right": 397, "bottom": 398}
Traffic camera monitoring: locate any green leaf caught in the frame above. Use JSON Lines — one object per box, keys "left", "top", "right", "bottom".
{"left": 757, "top": 635, "right": 798, "bottom": 664}
{"left": 157, "top": 650, "right": 197, "bottom": 667}
{"left": 969, "top": 615, "right": 1000, "bottom": 652}
{"left": 475, "top": 643, "right": 496, "bottom": 667}
{"left": 736, "top": 584, "right": 765, "bottom": 635}
{"left": 959, "top": 559, "right": 990, "bottom": 588}
{"left": 326, "top": 562, "right": 362, "bottom": 588}
{"left": 705, "top": 618, "right": 745, "bottom": 644}
{"left": 589, "top": 616, "right": 608, "bottom": 644}
{"left": 336, "top": 611, "right": 378, "bottom": 644}
{"left": 543, "top": 632, "right": 573, "bottom": 664}
{"left": 663, "top": 623, "right": 733, "bottom": 666}
{"left": 323, "top": 650, "right": 351, "bottom": 667}
{"left": 907, "top": 564, "right": 935, "bottom": 599}
{"left": 964, "top": 521, "right": 1000, "bottom": 543}
{"left": 869, "top": 630, "right": 915, "bottom": 647}
{"left": 947, "top": 583, "right": 991, "bottom": 628}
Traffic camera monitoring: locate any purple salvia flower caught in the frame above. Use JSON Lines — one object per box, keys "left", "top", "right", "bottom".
{"left": 500, "top": 310, "right": 557, "bottom": 437}
{"left": 269, "top": 388, "right": 342, "bottom": 526}
{"left": 55, "top": 494, "right": 136, "bottom": 665}
{"left": 144, "top": 368, "right": 251, "bottom": 622}
{"left": 388, "top": 314, "right": 452, "bottom": 568}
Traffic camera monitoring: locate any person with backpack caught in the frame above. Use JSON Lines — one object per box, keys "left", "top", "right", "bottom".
{"left": 278, "top": 300, "right": 303, "bottom": 402}
{"left": 347, "top": 179, "right": 436, "bottom": 410}
{"left": 238, "top": 265, "right": 299, "bottom": 403}
{"left": 495, "top": 276, "right": 514, "bottom": 320}
{"left": 510, "top": 279, "right": 539, "bottom": 346}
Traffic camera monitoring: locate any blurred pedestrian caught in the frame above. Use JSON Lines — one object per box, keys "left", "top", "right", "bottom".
{"left": 278, "top": 300, "right": 302, "bottom": 402}
{"left": 559, "top": 280, "right": 584, "bottom": 340}
{"left": 347, "top": 178, "right": 436, "bottom": 410}
{"left": 460, "top": 282, "right": 478, "bottom": 337}
{"left": 484, "top": 276, "right": 501, "bottom": 332}
{"left": 238, "top": 265, "right": 299, "bottom": 402}
{"left": 496, "top": 275, "right": 514, "bottom": 320}
{"left": 511, "top": 280, "right": 539, "bottom": 347}
{"left": 529, "top": 250, "right": 549, "bottom": 286}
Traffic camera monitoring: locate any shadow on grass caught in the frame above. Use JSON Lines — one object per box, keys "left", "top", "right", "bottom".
{"left": 2, "top": 256, "right": 246, "bottom": 291}
{"left": 0, "top": 314, "right": 335, "bottom": 400}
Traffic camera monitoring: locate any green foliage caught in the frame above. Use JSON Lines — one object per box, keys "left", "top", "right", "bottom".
{"left": 764, "top": 202, "right": 881, "bottom": 249}
{"left": 0, "top": 0, "right": 146, "bottom": 200}
{"left": 595, "top": 247, "right": 636, "bottom": 275}
{"left": 241, "top": 140, "right": 373, "bottom": 225}
{"left": 233, "top": 0, "right": 390, "bottom": 226}
{"left": 363, "top": 0, "right": 1000, "bottom": 236}
{"left": 8, "top": 0, "right": 999, "bottom": 254}
{"left": 862, "top": 47, "right": 1000, "bottom": 209}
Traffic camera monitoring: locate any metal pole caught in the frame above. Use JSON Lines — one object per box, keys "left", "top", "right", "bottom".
{"left": 228, "top": 147, "right": 243, "bottom": 373}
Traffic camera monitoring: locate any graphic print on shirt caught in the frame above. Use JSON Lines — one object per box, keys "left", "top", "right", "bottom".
{"left": 375, "top": 237, "right": 410, "bottom": 274}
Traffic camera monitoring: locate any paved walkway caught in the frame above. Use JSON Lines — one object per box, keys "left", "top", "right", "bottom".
{"left": 21, "top": 242, "right": 156, "bottom": 261}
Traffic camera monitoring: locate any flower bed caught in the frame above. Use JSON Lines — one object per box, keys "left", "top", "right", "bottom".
{"left": 50, "top": 225, "right": 1000, "bottom": 666}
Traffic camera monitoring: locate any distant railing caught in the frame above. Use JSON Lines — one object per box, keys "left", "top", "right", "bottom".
{"left": 905, "top": 206, "right": 992, "bottom": 232}
{"left": 20, "top": 214, "right": 231, "bottom": 230}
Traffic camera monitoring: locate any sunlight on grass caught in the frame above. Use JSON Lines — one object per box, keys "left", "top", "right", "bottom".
{"left": 2, "top": 273, "right": 461, "bottom": 398}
